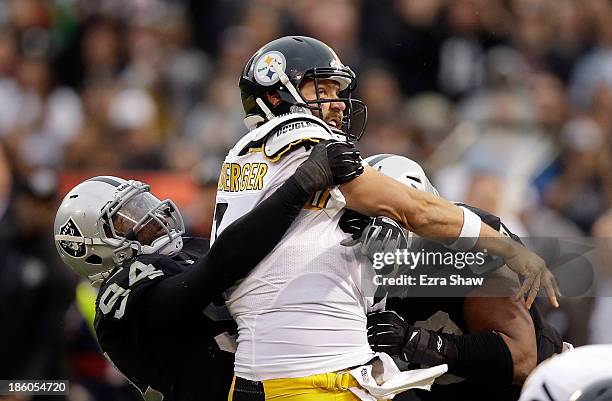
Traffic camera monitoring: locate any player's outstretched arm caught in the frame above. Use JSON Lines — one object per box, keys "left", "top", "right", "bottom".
{"left": 340, "top": 167, "right": 559, "bottom": 308}
{"left": 140, "top": 140, "right": 363, "bottom": 330}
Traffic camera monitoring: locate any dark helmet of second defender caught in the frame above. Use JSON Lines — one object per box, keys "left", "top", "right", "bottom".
{"left": 239, "top": 36, "right": 367, "bottom": 141}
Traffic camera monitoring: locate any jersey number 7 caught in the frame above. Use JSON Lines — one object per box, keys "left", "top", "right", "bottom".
{"left": 213, "top": 202, "right": 228, "bottom": 239}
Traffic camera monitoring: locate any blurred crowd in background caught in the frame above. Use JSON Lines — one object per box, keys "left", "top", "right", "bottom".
{"left": 1, "top": 0, "right": 612, "bottom": 399}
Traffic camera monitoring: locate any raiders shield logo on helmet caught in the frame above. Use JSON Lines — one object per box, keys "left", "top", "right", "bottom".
{"left": 59, "top": 218, "right": 86, "bottom": 258}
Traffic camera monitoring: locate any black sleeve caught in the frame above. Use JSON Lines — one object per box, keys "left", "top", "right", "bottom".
{"left": 445, "top": 331, "right": 514, "bottom": 385}
{"left": 140, "top": 176, "right": 310, "bottom": 331}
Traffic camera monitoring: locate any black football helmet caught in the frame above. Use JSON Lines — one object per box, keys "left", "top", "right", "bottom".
{"left": 239, "top": 36, "right": 367, "bottom": 141}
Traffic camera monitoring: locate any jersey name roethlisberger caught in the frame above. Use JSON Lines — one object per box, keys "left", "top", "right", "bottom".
{"left": 217, "top": 162, "right": 268, "bottom": 192}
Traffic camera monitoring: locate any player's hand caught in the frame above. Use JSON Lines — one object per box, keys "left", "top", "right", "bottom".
{"left": 368, "top": 310, "right": 457, "bottom": 367}
{"left": 324, "top": 140, "right": 364, "bottom": 185}
{"left": 367, "top": 310, "right": 411, "bottom": 356}
{"left": 293, "top": 140, "right": 364, "bottom": 193}
{"left": 504, "top": 244, "right": 561, "bottom": 309}
{"left": 341, "top": 216, "right": 409, "bottom": 270}
{"left": 339, "top": 209, "right": 371, "bottom": 243}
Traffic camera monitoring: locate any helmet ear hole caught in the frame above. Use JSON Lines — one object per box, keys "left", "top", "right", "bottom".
{"left": 265, "top": 91, "right": 282, "bottom": 106}
{"left": 85, "top": 254, "right": 103, "bottom": 265}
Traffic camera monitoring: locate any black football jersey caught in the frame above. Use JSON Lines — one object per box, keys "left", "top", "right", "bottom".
{"left": 94, "top": 237, "right": 235, "bottom": 401}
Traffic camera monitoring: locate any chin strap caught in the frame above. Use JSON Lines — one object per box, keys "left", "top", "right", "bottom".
{"left": 255, "top": 98, "right": 275, "bottom": 121}
{"left": 272, "top": 62, "right": 303, "bottom": 104}
{"left": 140, "top": 233, "right": 183, "bottom": 256}
{"left": 88, "top": 269, "right": 113, "bottom": 288}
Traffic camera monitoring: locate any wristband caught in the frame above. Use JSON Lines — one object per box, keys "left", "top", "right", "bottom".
{"left": 448, "top": 207, "right": 482, "bottom": 251}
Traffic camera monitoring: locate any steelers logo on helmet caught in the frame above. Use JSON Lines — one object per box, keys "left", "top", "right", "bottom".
{"left": 254, "top": 51, "right": 287, "bottom": 86}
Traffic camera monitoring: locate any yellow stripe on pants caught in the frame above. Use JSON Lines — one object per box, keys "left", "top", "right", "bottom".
{"left": 228, "top": 371, "right": 362, "bottom": 400}
{"left": 228, "top": 376, "right": 236, "bottom": 401}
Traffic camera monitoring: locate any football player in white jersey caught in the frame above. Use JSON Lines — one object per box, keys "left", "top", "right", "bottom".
{"left": 215, "top": 36, "right": 559, "bottom": 401}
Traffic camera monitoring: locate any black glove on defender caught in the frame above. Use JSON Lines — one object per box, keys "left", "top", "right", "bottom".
{"left": 367, "top": 310, "right": 457, "bottom": 368}
{"left": 293, "top": 140, "right": 364, "bottom": 194}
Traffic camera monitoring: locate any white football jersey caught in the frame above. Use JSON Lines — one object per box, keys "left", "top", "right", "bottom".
{"left": 211, "top": 114, "right": 375, "bottom": 381}
{"left": 519, "top": 345, "right": 612, "bottom": 401}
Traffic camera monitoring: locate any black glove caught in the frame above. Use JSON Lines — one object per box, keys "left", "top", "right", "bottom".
{"left": 293, "top": 140, "right": 364, "bottom": 194}
{"left": 339, "top": 209, "right": 371, "bottom": 237}
{"left": 324, "top": 140, "right": 364, "bottom": 185}
{"left": 367, "top": 310, "right": 412, "bottom": 356}
{"left": 367, "top": 310, "right": 457, "bottom": 368}
{"left": 341, "top": 215, "right": 410, "bottom": 274}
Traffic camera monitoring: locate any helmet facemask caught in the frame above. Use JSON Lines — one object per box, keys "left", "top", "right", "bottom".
{"left": 299, "top": 70, "right": 367, "bottom": 142}
{"left": 271, "top": 63, "right": 367, "bottom": 142}
{"left": 98, "top": 181, "right": 185, "bottom": 266}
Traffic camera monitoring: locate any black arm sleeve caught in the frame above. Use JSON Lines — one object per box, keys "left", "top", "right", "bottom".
{"left": 398, "top": 326, "right": 513, "bottom": 385}
{"left": 141, "top": 176, "right": 310, "bottom": 331}
{"left": 393, "top": 324, "right": 513, "bottom": 385}
{"left": 445, "top": 331, "right": 514, "bottom": 385}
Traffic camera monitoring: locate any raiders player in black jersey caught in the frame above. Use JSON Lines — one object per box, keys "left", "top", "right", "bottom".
{"left": 340, "top": 154, "right": 563, "bottom": 401}
{"left": 363, "top": 208, "right": 562, "bottom": 401}
{"left": 53, "top": 140, "right": 364, "bottom": 401}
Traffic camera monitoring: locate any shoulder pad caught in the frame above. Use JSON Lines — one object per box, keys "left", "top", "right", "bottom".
{"left": 232, "top": 113, "right": 344, "bottom": 159}
{"left": 263, "top": 116, "right": 345, "bottom": 161}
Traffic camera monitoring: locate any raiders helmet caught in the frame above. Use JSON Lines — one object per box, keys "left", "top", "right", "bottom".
{"left": 54, "top": 176, "right": 185, "bottom": 285}
{"left": 574, "top": 379, "right": 612, "bottom": 401}
{"left": 364, "top": 154, "right": 440, "bottom": 196}
{"left": 519, "top": 345, "right": 612, "bottom": 401}
{"left": 239, "top": 36, "right": 367, "bottom": 141}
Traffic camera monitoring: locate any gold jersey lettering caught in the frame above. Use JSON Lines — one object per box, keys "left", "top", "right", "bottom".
{"left": 254, "top": 163, "right": 268, "bottom": 190}
{"left": 225, "top": 163, "right": 231, "bottom": 190}
{"left": 217, "top": 163, "right": 227, "bottom": 191}
{"left": 240, "top": 163, "right": 251, "bottom": 191}
{"left": 230, "top": 163, "right": 241, "bottom": 192}
{"left": 217, "top": 162, "right": 269, "bottom": 192}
